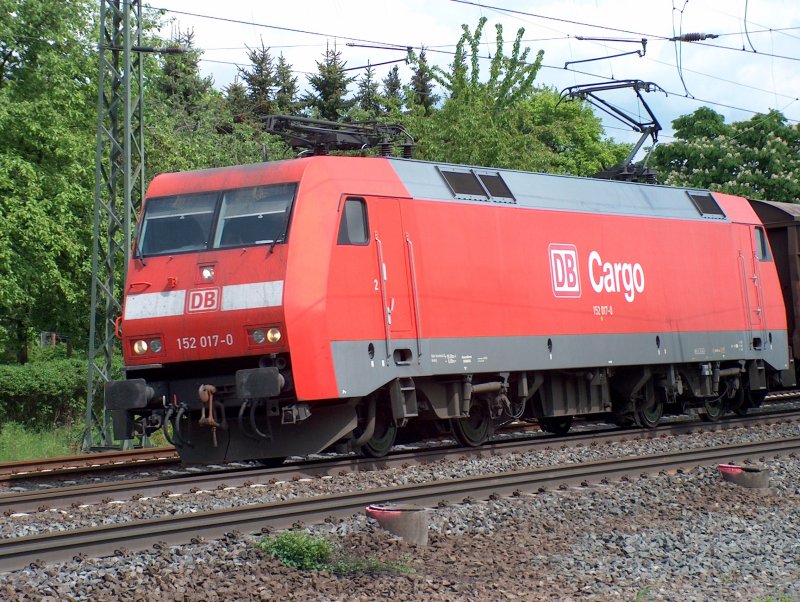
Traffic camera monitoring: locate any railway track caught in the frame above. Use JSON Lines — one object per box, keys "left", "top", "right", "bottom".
{"left": 2, "top": 394, "right": 797, "bottom": 484}
{"left": 0, "top": 447, "right": 178, "bottom": 481}
{"left": 2, "top": 408, "right": 799, "bottom": 515}
{"left": 0, "top": 435, "right": 797, "bottom": 573}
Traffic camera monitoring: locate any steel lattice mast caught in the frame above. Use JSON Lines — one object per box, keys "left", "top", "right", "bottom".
{"left": 84, "top": 0, "right": 145, "bottom": 450}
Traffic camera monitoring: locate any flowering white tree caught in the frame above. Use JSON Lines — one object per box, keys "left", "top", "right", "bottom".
{"left": 651, "top": 107, "right": 800, "bottom": 202}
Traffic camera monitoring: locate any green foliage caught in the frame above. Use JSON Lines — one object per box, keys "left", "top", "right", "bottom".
{"left": 153, "top": 28, "right": 212, "bottom": 115}
{"left": 408, "top": 49, "right": 438, "bottom": 114}
{"left": 404, "top": 83, "right": 627, "bottom": 174}
{"left": 256, "top": 531, "right": 413, "bottom": 575}
{"left": 303, "top": 43, "right": 355, "bottom": 121}
{"left": 274, "top": 54, "right": 300, "bottom": 116}
{"left": 327, "top": 555, "right": 413, "bottom": 576}
{"left": 0, "top": 358, "right": 88, "bottom": 427}
{"left": 381, "top": 65, "right": 404, "bottom": 114}
{"left": 650, "top": 107, "right": 800, "bottom": 201}
{"left": 145, "top": 92, "right": 292, "bottom": 175}
{"left": 0, "top": 0, "right": 97, "bottom": 358}
{"left": 402, "top": 19, "right": 627, "bottom": 174}
{"left": 257, "top": 531, "right": 334, "bottom": 570}
{"left": 239, "top": 40, "right": 276, "bottom": 119}
{"left": 413, "top": 18, "right": 543, "bottom": 112}
{"left": 0, "top": 421, "right": 82, "bottom": 462}
{"left": 354, "top": 64, "right": 381, "bottom": 116}
{"left": 145, "top": 30, "right": 293, "bottom": 175}
{"left": 225, "top": 79, "right": 251, "bottom": 122}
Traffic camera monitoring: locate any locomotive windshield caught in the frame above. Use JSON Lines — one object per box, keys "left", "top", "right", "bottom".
{"left": 138, "top": 183, "right": 297, "bottom": 256}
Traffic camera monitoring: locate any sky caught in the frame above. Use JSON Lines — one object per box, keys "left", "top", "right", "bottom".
{"left": 150, "top": 0, "right": 800, "bottom": 147}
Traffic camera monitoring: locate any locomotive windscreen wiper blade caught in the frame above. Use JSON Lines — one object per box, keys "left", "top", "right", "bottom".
{"left": 269, "top": 237, "right": 283, "bottom": 254}
{"left": 133, "top": 232, "right": 146, "bottom": 266}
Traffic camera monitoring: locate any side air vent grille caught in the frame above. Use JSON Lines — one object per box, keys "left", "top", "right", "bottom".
{"left": 688, "top": 192, "right": 726, "bottom": 219}
{"left": 437, "top": 167, "right": 516, "bottom": 204}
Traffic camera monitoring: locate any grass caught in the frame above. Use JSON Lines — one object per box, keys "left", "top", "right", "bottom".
{"left": 0, "top": 421, "right": 82, "bottom": 462}
{"left": 256, "top": 530, "right": 413, "bottom": 575}
{"left": 634, "top": 587, "right": 652, "bottom": 601}
{"left": 0, "top": 420, "right": 170, "bottom": 463}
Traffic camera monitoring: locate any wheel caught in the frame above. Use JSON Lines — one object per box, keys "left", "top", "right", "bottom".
{"left": 539, "top": 416, "right": 573, "bottom": 435}
{"left": 700, "top": 397, "right": 724, "bottom": 422}
{"left": 451, "top": 399, "right": 492, "bottom": 447}
{"left": 634, "top": 386, "right": 663, "bottom": 429}
{"left": 360, "top": 406, "right": 397, "bottom": 458}
{"left": 725, "top": 378, "right": 748, "bottom": 416}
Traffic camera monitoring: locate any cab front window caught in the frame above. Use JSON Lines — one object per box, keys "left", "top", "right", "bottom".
{"left": 214, "top": 183, "right": 296, "bottom": 248}
{"left": 139, "top": 193, "right": 217, "bottom": 256}
{"left": 138, "top": 183, "right": 297, "bottom": 257}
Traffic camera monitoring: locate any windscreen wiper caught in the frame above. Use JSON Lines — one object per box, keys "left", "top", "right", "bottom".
{"left": 133, "top": 228, "right": 147, "bottom": 266}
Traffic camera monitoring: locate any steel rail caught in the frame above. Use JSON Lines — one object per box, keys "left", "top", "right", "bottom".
{"left": 0, "top": 447, "right": 177, "bottom": 480}
{"left": 2, "top": 408, "right": 799, "bottom": 514}
{"left": 0, "top": 436, "right": 798, "bottom": 573}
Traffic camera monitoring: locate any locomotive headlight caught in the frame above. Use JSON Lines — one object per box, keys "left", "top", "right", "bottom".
{"left": 266, "top": 327, "right": 282, "bottom": 343}
{"left": 251, "top": 329, "right": 266, "bottom": 344}
{"left": 149, "top": 338, "right": 163, "bottom": 353}
{"left": 200, "top": 265, "right": 215, "bottom": 281}
{"left": 133, "top": 340, "right": 148, "bottom": 355}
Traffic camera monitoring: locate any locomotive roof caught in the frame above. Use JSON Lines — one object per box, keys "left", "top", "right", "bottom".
{"left": 147, "top": 156, "right": 757, "bottom": 224}
{"left": 387, "top": 157, "right": 732, "bottom": 223}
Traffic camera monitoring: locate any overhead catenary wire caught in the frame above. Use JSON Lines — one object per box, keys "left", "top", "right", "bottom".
{"left": 147, "top": 2, "right": 799, "bottom": 125}
{"left": 446, "top": 0, "right": 800, "bottom": 63}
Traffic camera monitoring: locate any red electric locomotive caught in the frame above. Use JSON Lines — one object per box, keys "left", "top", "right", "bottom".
{"left": 105, "top": 154, "right": 796, "bottom": 464}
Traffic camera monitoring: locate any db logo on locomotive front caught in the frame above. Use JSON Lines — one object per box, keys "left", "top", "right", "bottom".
{"left": 187, "top": 288, "right": 220, "bottom": 313}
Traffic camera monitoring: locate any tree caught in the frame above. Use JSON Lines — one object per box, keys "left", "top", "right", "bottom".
{"left": 381, "top": 65, "right": 404, "bottom": 114}
{"left": 238, "top": 40, "right": 276, "bottom": 119}
{"left": 650, "top": 107, "right": 800, "bottom": 201}
{"left": 224, "top": 78, "right": 251, "bottom": 122}
{"left": 414, "top": 18, "right": 544, "bottom": 112}
{"left": 302, "top": 43, "right": 354, "bottom": 121}
{"left": 0, "top": 0, "right": 98, "bottom": 361}
{"left": 153, "top": 28, "right": 212, "bottom": 115}
{"left": 146, "top": 31, "right": 292, "bottom": 175}
{"left": 274, "top": 53, "right": 299, "bottom": 115}
{"left": 354, "top": 63, "right": 381, "bottom": 116}
{"left": 408, "top": 49, "right": 438, "bottom": 114}
{"left": 403, "top": 18, "right": 627, "bottom": 174}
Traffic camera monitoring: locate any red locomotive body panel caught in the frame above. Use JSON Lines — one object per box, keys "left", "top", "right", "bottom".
{"left": 281, "top": 158, "right": 411, "bottom": 400}
{"left": 397, "top": 200, "right": 783, "bottom": 338}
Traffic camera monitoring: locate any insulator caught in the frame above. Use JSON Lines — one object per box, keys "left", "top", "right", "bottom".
{"left": 379, "top": 142, "right": 391, "bottom": 157}
{"left": 402, "top": 144, "right": 414, "bottom": 159}
{"left": 671, "top": 32, "right": 718, "bottom": 42}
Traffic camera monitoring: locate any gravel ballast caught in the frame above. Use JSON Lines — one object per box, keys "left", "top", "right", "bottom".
{"left": 1, "top": 422, "right": 799, "bottom": 600}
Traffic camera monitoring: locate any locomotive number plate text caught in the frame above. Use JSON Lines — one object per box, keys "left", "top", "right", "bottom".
{"left": 177, "top": 334, "right": 234, "bottom": 350}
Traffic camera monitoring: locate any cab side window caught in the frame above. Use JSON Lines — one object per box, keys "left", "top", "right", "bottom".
{"left": 337, "top": 198, "right": 369, "bottom": 245}
{"left": 755, "top": 226, "right": 771, "bottom": 261}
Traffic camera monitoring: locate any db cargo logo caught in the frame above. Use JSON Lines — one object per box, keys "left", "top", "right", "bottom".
{"left": 187, "top": 288, "right": 220, "bottom": 313}
{"left": 549, "top": 243, "right": 581, "bottom": 298}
